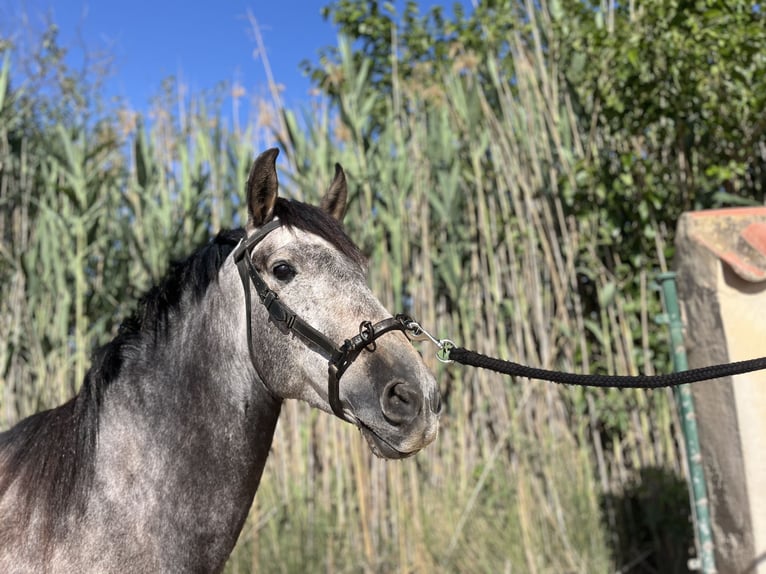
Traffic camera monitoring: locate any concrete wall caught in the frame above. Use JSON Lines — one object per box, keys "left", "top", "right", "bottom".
{"left": 675, "top": 208, "right": 766, "bottom": 574}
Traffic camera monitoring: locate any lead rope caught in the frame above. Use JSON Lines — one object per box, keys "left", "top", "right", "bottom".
{"left": 407, "top": 322, "right": 766, "bottom": 388}
{"left": 448, "top": 347, "right": 766, "bottom": 388}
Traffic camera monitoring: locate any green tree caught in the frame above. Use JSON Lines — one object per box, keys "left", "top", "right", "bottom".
{"left": 554, "top": 0, "right": 766, "bottom": 272}
{"left": 302, "top": 0, "right": 524, "bottom": 136}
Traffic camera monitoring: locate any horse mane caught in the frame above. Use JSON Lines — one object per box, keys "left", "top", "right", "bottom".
{"left": 94, "top": 227, "right": 247, "bottom": 386}
{"left": 0, "top": 394, "right": 95, "bottom": 551}
{"left": 0, "top": 196, "right": 361, "bottom": 550}
{"left": 0, "top": 227, "right": 245, "bottom": 553}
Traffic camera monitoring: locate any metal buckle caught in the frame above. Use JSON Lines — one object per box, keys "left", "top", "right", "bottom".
{"left": 403, "top": 319, "right": 455, "bottom": 363}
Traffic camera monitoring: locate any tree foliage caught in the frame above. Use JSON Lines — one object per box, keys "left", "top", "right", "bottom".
{"left": 302, "top": 1, "right": 523, "bottom": 134}
{"left": 555, "top": 0, "right": 766, "bottom": 267}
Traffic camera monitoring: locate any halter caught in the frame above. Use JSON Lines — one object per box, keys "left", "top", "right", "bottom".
{"left": 232, "top": 220, "right": 415, "bottom": 422}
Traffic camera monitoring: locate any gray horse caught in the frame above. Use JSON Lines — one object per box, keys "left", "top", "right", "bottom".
{"left": 0, "top": 149, "right": 441, "bottom": 573}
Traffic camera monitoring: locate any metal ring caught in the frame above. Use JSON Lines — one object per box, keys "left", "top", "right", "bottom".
{"left": 359, "top": 321, "right": 377, "bottom": 352}
{"left": 436, "top": 340, "right": 455, "bottom": 363}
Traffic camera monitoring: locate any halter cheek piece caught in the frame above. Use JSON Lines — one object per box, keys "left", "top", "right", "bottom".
{"left": 232, "top": 220, "right": 415, "bottom": 422}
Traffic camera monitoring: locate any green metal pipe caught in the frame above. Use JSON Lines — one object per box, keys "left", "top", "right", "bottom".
{"left": 657, "top": 272, "right": 716, "bottom": 573}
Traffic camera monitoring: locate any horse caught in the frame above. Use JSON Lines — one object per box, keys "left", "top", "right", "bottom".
{"left": 0, "top": 148, "right": 441, "bottom": 573}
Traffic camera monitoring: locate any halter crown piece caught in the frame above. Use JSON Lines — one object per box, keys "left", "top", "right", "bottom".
{"left": 232, "top": 220, "right": 417, "bottom": 421}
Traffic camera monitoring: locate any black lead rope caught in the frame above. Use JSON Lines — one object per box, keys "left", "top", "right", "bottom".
{"left": 447, "top": 347, "right": 766, "bottom": 388}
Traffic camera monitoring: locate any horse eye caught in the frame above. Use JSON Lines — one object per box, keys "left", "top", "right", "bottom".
{"left": 272, "top": 262, "right": 296, "bottom": 282}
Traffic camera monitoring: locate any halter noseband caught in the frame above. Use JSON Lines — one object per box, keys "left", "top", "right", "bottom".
{"left": 232, "top": 220, "right": 413, "bottom": 421}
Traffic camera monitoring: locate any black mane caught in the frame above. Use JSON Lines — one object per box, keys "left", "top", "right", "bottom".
{"left": 0, "top": 227, "right": 245, "bottom": 553}
{"left": 0, "top": 197, "right": 362, "bottom": 551}
{"left": 93, "top": 227, "right": 246, "bottom": 386}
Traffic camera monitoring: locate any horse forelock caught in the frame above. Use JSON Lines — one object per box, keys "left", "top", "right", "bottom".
{"left": 272, "top": 198, "right": 365, "bottom": 268}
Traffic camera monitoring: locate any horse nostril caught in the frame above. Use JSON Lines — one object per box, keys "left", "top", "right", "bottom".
{"left": 381, "top": 380, "right": 423, "bottom": 426}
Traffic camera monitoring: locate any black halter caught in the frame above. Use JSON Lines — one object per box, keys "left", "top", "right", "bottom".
{"left": 232, "top": 220, "right": 413, "bottom": 421}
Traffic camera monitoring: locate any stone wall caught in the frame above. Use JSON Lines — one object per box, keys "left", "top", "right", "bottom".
{"left": 675, "top": 208, "right": 766, "bottom": 574}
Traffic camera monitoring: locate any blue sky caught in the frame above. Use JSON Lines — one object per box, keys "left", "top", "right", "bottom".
{"left": 2, "top": 1, "right": 470, "bottom": 116}
{"left": 3, "top": 0, "right": 339, "bottom": 110}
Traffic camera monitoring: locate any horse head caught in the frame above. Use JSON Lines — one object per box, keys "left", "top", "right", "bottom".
{"left": 236, "top": 148, "right": 441, "bottom": 459}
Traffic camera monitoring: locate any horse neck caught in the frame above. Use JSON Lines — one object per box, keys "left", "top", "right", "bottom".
{"left": 83, "top": 259, "right": 282, "bottom": 571}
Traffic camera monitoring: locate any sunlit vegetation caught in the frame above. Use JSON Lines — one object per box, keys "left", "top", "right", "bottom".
{"left": 2, "top": 1, "right": 764, "bottom": 571}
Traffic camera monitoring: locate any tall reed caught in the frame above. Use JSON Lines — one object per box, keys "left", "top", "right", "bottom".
{"left": 1, "top": 11, "right": 688, "bottom": 572}
{"left": 229, "top": 14, "right": 685, "bottom": 572}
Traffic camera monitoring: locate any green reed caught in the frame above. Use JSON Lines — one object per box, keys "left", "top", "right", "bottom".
{"left": 1, "top": 11, "right": 687, "bottom": 572}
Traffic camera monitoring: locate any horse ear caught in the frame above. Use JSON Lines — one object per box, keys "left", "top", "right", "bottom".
{"left": 246, "top": 148, "right": 280, "bottom": 230}
{"left": 320, "top": 163, "right": 347, "bottom": 222}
